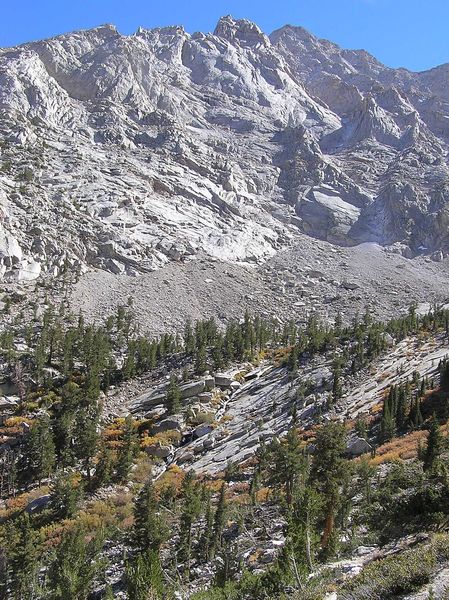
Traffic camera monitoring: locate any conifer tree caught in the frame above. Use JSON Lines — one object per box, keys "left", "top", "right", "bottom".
{"left": 424, "top": 414, "right": 443, "bottom": 472}
{"left": 94, "top": 440, "right": 114, "bottom": 489}
{"left": 265, "top": 428, "right": 305, "bottom": 506}
{"left": 74, "top": 403, "right": 99, "bottom": 485}
{"left": 396, "top": 385, "right": 408, "bottom": 431}
{"left": 50, "top": 471, "right": 83, "bottom": 519}
{"left": 288, "top": 344, "right": 299, "bottom": 375}
{"left": 380, "top": 393, "right": 395, "bottom": 442}
{"left": 200, "top": 489, "right": 214, "bottom": 562}
{"left": 133, "top": 479, "right": 168, "bottom": 553}
{"left": 212, "top": 483, "right": 227, "bottom": 558}
{"left": 409, "top": 396, "right": 423, "bottom": 429}
{"left": 194, "top": 342, "right": 207, "bottom": 375}
{"left": 311, "top": 422, "right": 347, "bottom": 557}
{"left": 178, "top": 471, "right": 202, "bottom": 579}
{"left": 5, "top": 514, "right": 41, "bottom": 600}
{"left": 19, "top": 414, "right": 55, "bottom": 486}
{"left": 46, "top": 526, "right": 104, "bottom": 600}
{"left": 125, "top": 551, "right": 163, "bottom": 600}
{"left": 165, "top": 374, "right": 181, "bottom": 415}
{"left": 282, "top": 485, "right": 322, "bottom": 585}
{"left": 332, "top": 359, "right": 343, "bottom": 402}
{"left": 184, "top": 320, "right": 195, "bottom": 355}
{"left": 116, "top": 415, "right": 137, "bottom": 482}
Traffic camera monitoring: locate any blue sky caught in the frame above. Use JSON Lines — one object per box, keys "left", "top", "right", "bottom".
{"left": 1, "top": 0, "right": 448, "bottom": 72}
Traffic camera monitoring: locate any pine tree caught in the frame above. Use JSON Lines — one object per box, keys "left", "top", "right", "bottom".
{"left": 19, "top": 414, "right": 55, "bottom": 486}
{"left": 50, "top": 471, "right": 83, "bottom": 520}
{"left": 249, "top": 470, "right": 260, "bottom": 506}
{"left": 380, "top": 392, "right": 395, "bottom": 442}
{"left": 184, "top": 320, "right": 195, "bottom": 355}
{"left": 409, "top": 397, "right": 423, "bottom": 429}
{"left": 200, "top": 489, "right": 214, "bottom": 562}
{"left": 311, "top": 422, "right": 347, "bottom": 558}
{"left": 334, "top": 312, "right": 343, "bottom": 336}
{"left": 424, "top": 414, "right": 443, "bottom": 472}
{"left": 281, "top": 485, "right": 322, "bottom": 586}
{"left": 116, "top": 416, "right": 137, "bottom": 482}
{"left": 440, "top": 359, "right": 449, "bottom": 391}
{"left": 194, "top": 342, "right": 207, "bottom": 375}
{"left": 46, "top": 526, "right": 104, "bottom": 600}
{"left": 332, "top": 362, "right": 343, "bottom": 402}
{"left": 165, "top": 374, "right": 181, "bottom": 415}
{"left": 94, "top": 441, "right": 114, "bottom": 489}
{"left": 5, "top": 514, "right": 41, "bottom": 600}
{"left": 178, "top": 471, "right": 202, "bottom": 579}
{"left": 133, "top": 479, "right": 168, "bottom": 553}
{"left": 212, "top": 336, "right": 225, "bottom": 371}
{"left": 125, "top": 551, "right": 163, "bottom": 600}
{"left": 265, "top": 428, "right": 305, "bottom": 506}
{"left": 288, "top": 344, "right": 299, "bottom": 375}
{"left": 74, "top": 403, "right": 99, "bottom": 485}
{"left": 212, "top": 483, "right": 227, "bottom": 558}
{"left": 396, "top": 385, "right": 408, "bottom": 432}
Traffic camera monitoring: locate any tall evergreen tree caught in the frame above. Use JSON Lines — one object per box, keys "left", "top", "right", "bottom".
{"left": 311, "top": 422, "right": 347, "bottom": 557}
{"left": 5, "top": 514, "right": 41, "bottom": 600}
{"left": 19, "top": 415, "right": 55, "bottom": 486}
{"left": 424, "top": 414, "right": 443, "bottom": 472}
{"left": 125, "top": 551, "right": 163, "bottom": 600}
{"left": 212, "top": 483, "right": 227, "bottom": 558}
{"left": 74, "top": 403, "right": 99, "bottom": 485}
{"left": 178, "top": 471, "right": 202, "bottom": 579}
{"left": 46, "top": 526, "right": 104, "bottom": 600}
{"left": 165, "top": 374, "right": 181, "bottom": 415}
{"left": 50, "top": 471, "right": 83, "bottom": 520}
{"left": 94, "top": 440, "right": 114, "bottom": 489}
{"left": 116, "top": 416, "right": 137, "bottom": 482}
{"left": 133, "top": 479, "right": 168, "bottom": 553}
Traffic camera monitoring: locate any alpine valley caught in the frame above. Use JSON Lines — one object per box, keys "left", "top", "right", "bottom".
{"left": 2, "top": 15, "right": 449, "bottom": 600}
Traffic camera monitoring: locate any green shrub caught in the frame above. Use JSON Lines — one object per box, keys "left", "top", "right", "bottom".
{"left": 340, "top": 535, "right": 449, "bottom": 600}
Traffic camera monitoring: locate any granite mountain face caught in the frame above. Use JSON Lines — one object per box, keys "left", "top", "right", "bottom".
{"left": 1, "top": 15, "right": 449, "bottom": 282}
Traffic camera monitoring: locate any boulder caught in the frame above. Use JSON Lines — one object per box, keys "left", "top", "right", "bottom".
{"left": 130, "top": 389, "right": 166, "bottom": 412}
{"left": 193, "top": 424, "right": 213, "bottom": 439}
{"left": 347, "top": 437, "right": 372, "bottom": 457}
{"left": 105, "top": 258, "right": 125, "bottom": 274}
{"left": 341, "top": 280, "right": 360, "bottom": 291}
{"left": 180, "top": 380, "right": 206, "bottom": 399}
{"left": 25, "top": 494, "right": 51, "bottom": 514}
{"left": 215, "top": 373, "right": 234, "bottom": 389}
{"left": 244, "top": 368, "right": 262, "bottom": 381}
{"left": 204, "top": 376, "right": 215, "bottom": 391}
{"left": 230, "top": 381, "right": 241, "bottom": 392}
{"left": 150, "top": 417, "right": 183, "bottom": 434}
{"left": 203, "top": 437, "right": 215, "bottom": 450}
{"left": 0, "top": 396, "right": 18, "bottom": 410}
{"left": 0, "top": 230, "right": 22, "bottom": 267}
{"left": 144, "top": 407, "right": 166, "bottom": 420}
{"left": 145, "top": 444, "right": 173, "bottom": 458}
{"left": 18, "top": 260, "right": 41, "bottom": 282}
{"left": 382, "top": 333, "right": 395, "bottom": 347}
{"left": 177, "top": 451, "right": 194, "bottom": 464}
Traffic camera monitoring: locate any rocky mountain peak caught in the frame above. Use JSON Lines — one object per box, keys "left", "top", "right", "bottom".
{"left": 213, "top": 15, "right": 270, "bottom": 48}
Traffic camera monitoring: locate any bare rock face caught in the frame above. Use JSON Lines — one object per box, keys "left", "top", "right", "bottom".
{"left": 1, "top": 15, "right": 449, "bottom": 282}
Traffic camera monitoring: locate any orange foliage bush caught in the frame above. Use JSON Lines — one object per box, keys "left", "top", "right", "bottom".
{"left": 369, "top": 430, "right": 428, "bottom": 465}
